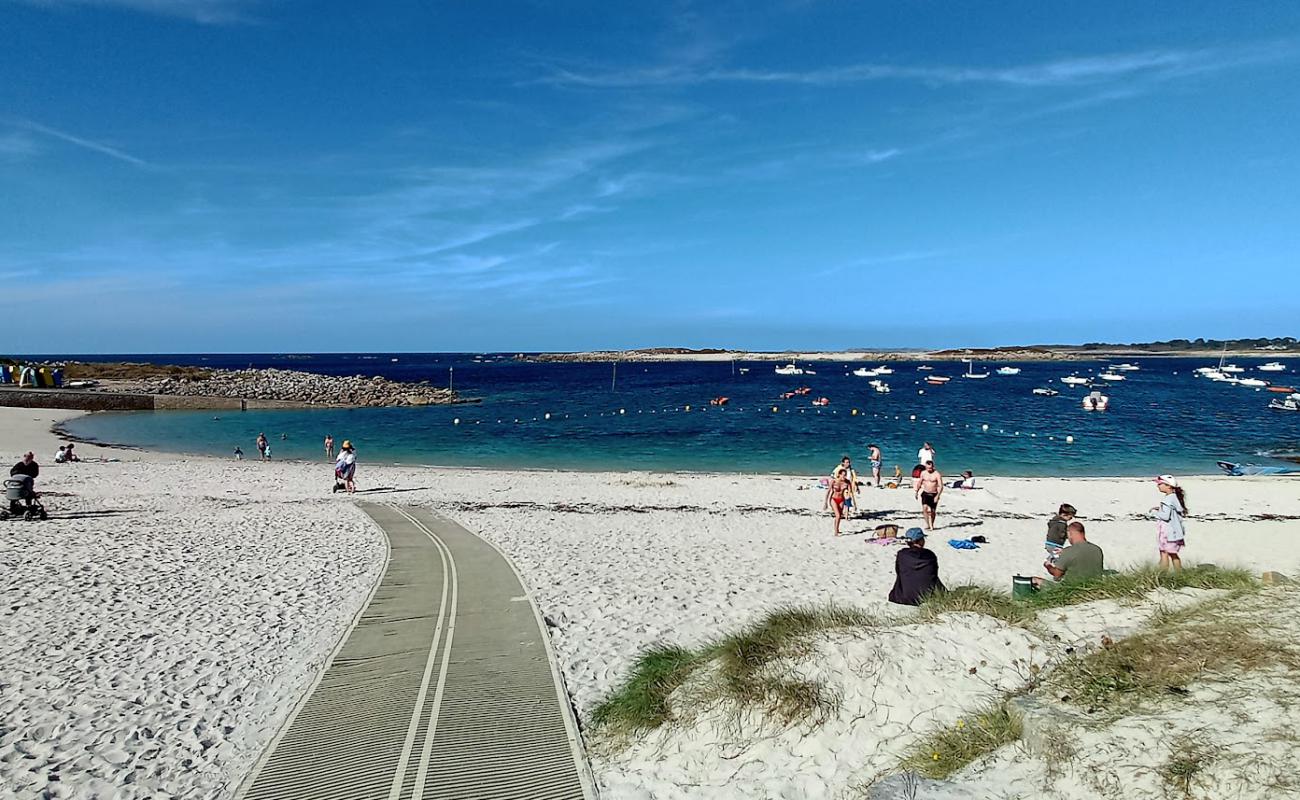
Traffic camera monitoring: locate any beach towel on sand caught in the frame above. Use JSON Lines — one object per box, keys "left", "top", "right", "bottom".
{"left": 948, "top": 539, "right": 980, "bottom": 550}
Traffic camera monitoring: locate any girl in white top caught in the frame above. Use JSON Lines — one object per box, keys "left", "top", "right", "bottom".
{"left": 1153, "top": 474, "right": 1187, "bottom": 572}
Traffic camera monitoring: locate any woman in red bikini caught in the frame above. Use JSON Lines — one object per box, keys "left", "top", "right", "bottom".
{"left": 823, "top": 472, "right": 851, "bottom": 536}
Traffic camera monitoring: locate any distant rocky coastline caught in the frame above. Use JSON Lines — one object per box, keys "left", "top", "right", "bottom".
{"left": 58, "top": 365, "right": 466, "bottom": 408}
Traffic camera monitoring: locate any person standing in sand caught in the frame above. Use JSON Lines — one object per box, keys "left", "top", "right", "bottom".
{"left": 915, "top": 461, "right": 943, "bottom": 530}
{"left": 868, "top": 444, "right": 882, "bottom": 487}
{"left": 324, "top": 434, "right": 335, "bottom": 460}
{"left": 256, "top": 432, "right": 268, "bottom": 461}
{"left": 335, "top": 440, "right": 357, "bottom": 494}
{"left": 824, "top": 471, "right": 851, "bottom": 536}
{"left": 917, "top": 442, "right": 936, "bottom": 468}
{"left": 1153, "top": 475, "right": 1187, "bottom": 572}
{"left": 833, "top": 456, "right": 860, "bottom": 517}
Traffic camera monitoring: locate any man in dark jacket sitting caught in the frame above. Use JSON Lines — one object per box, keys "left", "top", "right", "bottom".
{"left": 10, "top": 452, "right": 38, "bottom": 480}
{"left": 888, "top": 527, "right": 945, "bottom": 606}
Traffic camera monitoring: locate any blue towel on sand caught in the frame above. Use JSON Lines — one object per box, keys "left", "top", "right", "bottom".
{"left": 948, "top": 539, "right": 980, "bottom": 550}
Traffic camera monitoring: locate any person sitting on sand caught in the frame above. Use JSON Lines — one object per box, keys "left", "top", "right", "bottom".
{"left": 1033, "top": 521, "right": 1103, "bottom": 588}
{"left": 54, "top": 445, "right": 67, "bottom": 463}
{"left": 1153, "top": 475, "right": 1187, "bottom": 572}
{"left": 335, "top": 440, "right": 357, "bottom": 494}
{"left": 1045, "top": 503, "right": 1077, "bottom": 560}
{"left": 888, "top": 528, "right": 945, "bottom": 605}
{"left": 914, "top": 461, "right": 943, "bottom": 530}
{"left": 823, "top": 471, "right": 851, "bottom": 536}
{"left": 950, "top": 470, "right": 975, "bottom": 489}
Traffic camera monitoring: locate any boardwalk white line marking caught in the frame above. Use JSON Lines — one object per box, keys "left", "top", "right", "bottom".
{"left": 387, "top": 508, "right": 452, "bottom": 800}
{"left": 395, "top": 508, "right": 461, "bottom": 800}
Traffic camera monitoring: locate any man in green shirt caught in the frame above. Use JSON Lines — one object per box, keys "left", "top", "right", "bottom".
{"left": 1033, "top": 521, "right": 1104, "bottom": 588}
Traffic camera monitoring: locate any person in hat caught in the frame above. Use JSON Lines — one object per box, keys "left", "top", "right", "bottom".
{"left": 888, "top": 527, "right": 945, "bottom": 605}
{"left": 1152, "top": 475, "right": 1187, "bottom": 572}
{"left": 335, "top": 440, "right": 357, "bottom": 494}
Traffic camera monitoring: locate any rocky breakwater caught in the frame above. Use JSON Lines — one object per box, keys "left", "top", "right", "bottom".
{"left": 131, "top": 368, "right": 463, "bottom": 408}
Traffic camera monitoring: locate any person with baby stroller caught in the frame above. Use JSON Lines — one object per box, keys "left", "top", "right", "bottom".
{"left": 3, "top": 452, "right": 48, "bottom": 520}
{"left": 333, "top": 440, "right": 356, "bottom": 494}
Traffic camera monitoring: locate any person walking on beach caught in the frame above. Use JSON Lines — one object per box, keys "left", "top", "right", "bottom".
{"left": 915, "top": 461, "right": 943, "bottom": 530}
{"left": 868, "top": 444, "right": 883, "bottom": 487}
{"left": 256, "top": 432, "right": 268, "bottom": 461}
{"left": 1153, "top": 475, "right": 1187, "bottom": 572}
{"left": 833, "top": 456, "right": 860, "bottom": 517}
{"left": 335, "top": 440, "right": 357, "bottom": 494}
{"left": 324, "top": 434, "right": 335, "bottom": 460}
{"left": 824, "top": 470, "right": 851, "bottom": 536}
{"left": 888, "top": 528, "right": 945, "bottom": 605}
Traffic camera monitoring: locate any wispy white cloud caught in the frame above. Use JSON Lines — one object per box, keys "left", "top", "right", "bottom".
{"left": 18, "top": 119, "right": 148, "bottom": 167}
{"left": 0, "top": 130, "right": 42, "bottom": 159}
{"left": 541, "top": 41, "right": 1297, "bottom": 90}
{"left": 11, "top": 0, "right": 258, "bottom": 24}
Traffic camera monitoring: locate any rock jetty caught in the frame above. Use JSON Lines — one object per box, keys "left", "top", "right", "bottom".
{"left": 123, "top": 367, "right": 461, "bottom": 408}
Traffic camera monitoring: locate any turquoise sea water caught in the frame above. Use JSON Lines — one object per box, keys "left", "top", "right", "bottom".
{"left": 55, "top": 353, "right": 1300, "bottom": 476}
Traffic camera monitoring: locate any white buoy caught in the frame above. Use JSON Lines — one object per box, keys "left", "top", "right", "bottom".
{"left": 1066, "top": 435, "right": 1074, "bottom": 443}
{"left": 544, "top": 413, "right": 551, "bottom": 420}
{"left": 454, "top": 418, "right": 460, "bottom": 425}
{"left": 910, "top": 414, "right": 916, "bottom": 421}
{"left": 982, "top": 424, "right": 989, "bottom": 432}
{"left": 918, "top": 389, "right": 925, "bottom": 395}
{"left": 620, "top": 408, "right": 626, "bottom": 415}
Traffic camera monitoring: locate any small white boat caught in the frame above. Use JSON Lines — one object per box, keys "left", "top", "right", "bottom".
{"left": 873, "top": 382, "right": 891, "bottom": 393}
{"left": 1269, "top": 397, "right": 1300, "bottom": 412}
{"left": 873, "top": 365, "right": 894, "bottom": 375}
{"left": 1291, "top": 393, "right": 1300, "bottom": 402}
{"left": 1259, "top": 362, "right": 1287, "bottom": 372}
{"left": 804, "top": 370, "right": 817, "bottom": 375}
{"left": 1098, "top": 372, "right": 1125, "bottom": 381}
{"left": 925, "top": 375, "right": 951, "bottom": 385}
{"left": 1239, "top": 377, "right": 1268, "bottom": 388}
{"left": 1109, "top": 363, "right": 1140, "bottom": 371}
{"left": 996, "top": 366, "right": 1021, "bottom": 376}
{"left": 1221, "top": 364, "right": 1245, "bottom": 374}
{"left": 738, "top": 367, "right": 749, "bottom": 374}
{"left": 1032, "top": 387, "right": 1059, "bottom": 396}
{"left": 1082, "top": 390, "right": 1109, "bottom": 411}
{"left": 852, "top": 367, "right": 880, "bottom": 377}
{"left": 962, "top": 359, "right": 989, "bottom": 379}
{"left": 775, "top": 364, "right": 804, "bottom": 376}
{"left": 1061, "top": 375, "right": 1090, "bottom": 386}
{"left": 917, "top": 365, "right": 934, "bottom": 371}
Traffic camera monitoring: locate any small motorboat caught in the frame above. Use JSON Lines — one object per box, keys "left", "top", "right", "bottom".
{"left": 1061, "top": 375, "right": 1090, "bottom": 386}
{"left": 1259, "top": 362, "right": 1287, "bottom": 372}
{"left": 812, "top": 397, "right": 830, "bottom": 406}
{"left": 962, "top": 359, "right": 989, "bottom": 379}
{"left": 710, "top": 397, "right": 729, "bottom": 406}
{"left": 1221, "top": 364, "right": 1245, "bottom": 374}
{"left": 1239, "top": 378, "right": 1268, "bottom": 388}
{"left": 779, "top": 391, "right": 796, "bottom": 400}
{"left": 1267, "top": 385, "right": 1296, "bottom": 393}
{"left": 737, "top": 367, "right": 750, "bottom": 374}
{"left": 873, "top": 365, "right": 894, "bottom": 375}
{"left": 1109, "top": 363, "right": 1140, "bottom": 371}
{"left": 1098, "top": 372, "right": 1125, "bottom": 381}
{"left": 874, "top": 383, "right": 890, "bottom": 394}
{"left": 794, "top": 387, "right": 812, "bottom": 396}
{"left": 804, "top": 369, "right": 817, "bottom": 375}
{"left": 1269, "top": 397, "right": 1300, "bottom": 412}
{"left": 925, "top": 376, "right": 951, "bottom": 386}
{"left": 853, "top": 367, "right": 881, "bottom": 377}
{"left": 775, "top": 364, "right": 804, "bottom": 376}
{"left": 1032, "top": 387, "right": 1059, "bottom": 396}
{"left": 996, "top": 366, "right": 1021, "bottom": 376}
{"left": 1082, "top": 390, "right": 1109, "bottom": 411}
{"left": 917, "top": 365, "right": 934, "bottom": 371}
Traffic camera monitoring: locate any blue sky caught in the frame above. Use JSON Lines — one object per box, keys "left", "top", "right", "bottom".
{"left": 2, "top": 1, "right": 1298, "bottom": 352}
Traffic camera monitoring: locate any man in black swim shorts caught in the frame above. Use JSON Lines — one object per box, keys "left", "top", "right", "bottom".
{"left": 914, "top": 460, "right": 944, "bottom": 530}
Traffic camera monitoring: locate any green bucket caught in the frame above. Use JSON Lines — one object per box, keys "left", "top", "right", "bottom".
{"left": 1012, "top": 574, "right": 1036, "bottom": 599}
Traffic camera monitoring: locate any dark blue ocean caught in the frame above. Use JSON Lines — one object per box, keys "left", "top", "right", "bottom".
{"left": 52, "top": 353, "right": 1300, "bottom": 476}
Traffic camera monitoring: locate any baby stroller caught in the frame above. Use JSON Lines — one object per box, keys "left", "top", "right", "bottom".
{"left": 2, "top": 475, "right": 48, "bottom": 521}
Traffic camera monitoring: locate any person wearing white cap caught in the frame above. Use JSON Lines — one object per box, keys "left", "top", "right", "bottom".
{"left": 1153, "top": 475, "right": 1187, "bottom": 572}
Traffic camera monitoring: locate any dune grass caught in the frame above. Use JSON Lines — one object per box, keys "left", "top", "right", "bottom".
{"left": 1020, "top": 565, "right": 1257, "bottom": 610}
{"left": 901, "top": 702, "right": 1022, "bottom": 779}
{"left": 1052, "top": 609, "right": 1295, "bottom": 714}
{"left": 917, "top": 585, "right": 1037, "bottom": 627}
{"left": 591, "top": 604, "right": 874, "bottom": 736}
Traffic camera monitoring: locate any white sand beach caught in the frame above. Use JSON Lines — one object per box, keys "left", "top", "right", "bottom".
{"left": 2, "top": 407, "right": 1298, "bottom": 798}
